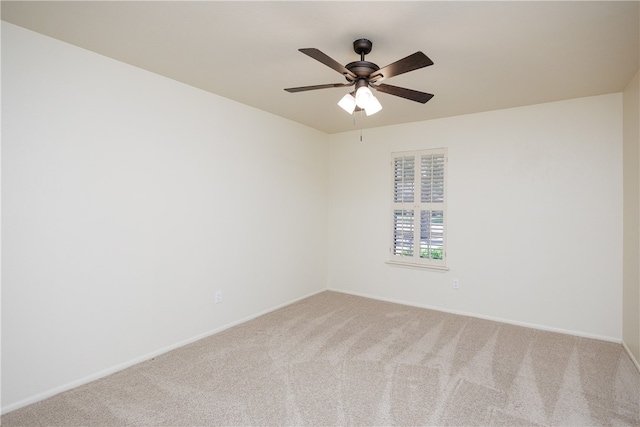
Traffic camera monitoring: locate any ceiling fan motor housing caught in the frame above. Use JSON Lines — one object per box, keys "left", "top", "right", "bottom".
{"left": 345, "top": 39, "right": 379, "bottom": 83}
{"left": 345, "top": 61, "right": 379, "bottom": 79}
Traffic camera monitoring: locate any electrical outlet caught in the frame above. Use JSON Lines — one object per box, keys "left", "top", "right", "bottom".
{"left": 215, "top": 290, "right": 222, "bottom": 303}
{"left": 453, "top": 279, "right": 459, "bottom": 290}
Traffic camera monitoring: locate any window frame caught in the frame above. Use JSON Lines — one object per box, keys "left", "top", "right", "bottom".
{"left": 388, "top": 148, "right": 449, "bottom": 271}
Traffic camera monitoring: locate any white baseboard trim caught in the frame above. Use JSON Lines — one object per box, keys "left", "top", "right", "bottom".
{"left": 622, "top": 340, "right": 640, "bottom": 373}
{"left": 327, "top": 288, "right": 622, "bottom": 344}
{"left": 1, "top": 289, "right": 325, "bottom": 415}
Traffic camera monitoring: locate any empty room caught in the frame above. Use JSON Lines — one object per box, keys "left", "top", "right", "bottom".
{"left": 2, "top": 1, "right": 639, "bottom": 425}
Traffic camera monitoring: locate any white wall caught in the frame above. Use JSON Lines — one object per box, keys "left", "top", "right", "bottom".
{"left": 623, "top": 69, "right": 640, "bottom": 367}
{"left": 328, "top": 94, "right": 623, "bottom": 341}
{"left": 1, "top": 22, "right": 328, "bottom": 411}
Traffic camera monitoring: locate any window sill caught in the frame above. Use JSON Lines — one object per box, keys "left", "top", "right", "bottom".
{"left": 385, "top": 260, "right": 450, "bottom": 272}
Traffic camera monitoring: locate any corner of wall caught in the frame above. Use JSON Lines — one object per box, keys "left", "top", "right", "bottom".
{"left": 622, "top": 69, "right": 640, "bottom": 368}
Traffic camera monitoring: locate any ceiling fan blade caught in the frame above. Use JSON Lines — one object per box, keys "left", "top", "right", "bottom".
{"left": 373, "top": 83, "right": 434, "bottom": 104}
{"left": 299, "top": 48, "right": 357, "bottom": 79}
{"left": 369, "top": 52, "right": 433, "bottom": 82}
{"left": 284, "top": 83, "right": 354, "bottom": 93}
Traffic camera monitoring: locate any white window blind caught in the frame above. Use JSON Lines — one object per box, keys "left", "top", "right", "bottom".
{"left": 391, "top": 149, "right": 447, "bottom": 268}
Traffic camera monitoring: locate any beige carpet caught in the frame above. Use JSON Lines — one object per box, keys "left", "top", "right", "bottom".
{"left": 2, "top": 291, "right": 639, "bottom": 426}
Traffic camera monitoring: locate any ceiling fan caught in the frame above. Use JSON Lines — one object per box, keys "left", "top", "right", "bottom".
{"left": 284, "top": 38, "right": 434, "bottom": 116}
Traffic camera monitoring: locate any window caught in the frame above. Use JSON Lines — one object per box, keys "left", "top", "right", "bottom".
{"left": 390, "top": 148, "right": 447, "bottom": 269}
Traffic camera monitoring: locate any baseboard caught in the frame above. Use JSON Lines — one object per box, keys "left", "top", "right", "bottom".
{"left": 327, "top": 288, "right": 621, "bottom": 344}
{"left": 1, "top": 288, "right": 325, "bottom": 415}
{"left": 622, "top": 340, "right": 640, "bottom": 373}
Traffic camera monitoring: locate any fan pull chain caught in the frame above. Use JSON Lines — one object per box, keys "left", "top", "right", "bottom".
{"left": 351, "top": 108, "right": 364, "bottom": 143}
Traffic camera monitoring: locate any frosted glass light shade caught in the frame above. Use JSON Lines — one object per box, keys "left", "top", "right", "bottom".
{"left": 337, "top": 93, "right": 356, "bottom": 114}
{"left": 365, "top": 96, "right": 382, "bottom": 116}
{"left": 355, "top": 86, "right": 373, "bottom": 108}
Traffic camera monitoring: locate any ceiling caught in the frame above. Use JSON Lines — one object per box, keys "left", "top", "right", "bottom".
{"left": 2, "top": 1, "right": 639, "bottom": 134}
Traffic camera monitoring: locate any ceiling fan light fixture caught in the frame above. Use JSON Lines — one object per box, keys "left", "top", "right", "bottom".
{"left": 337, "top": 93, "right": 356, "bottom": 114}
{"left": 355, "top": 86, "right": 374, "bottom": 109}
{"left": 365, "top": 96, "right": 382, "bottom": 116}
